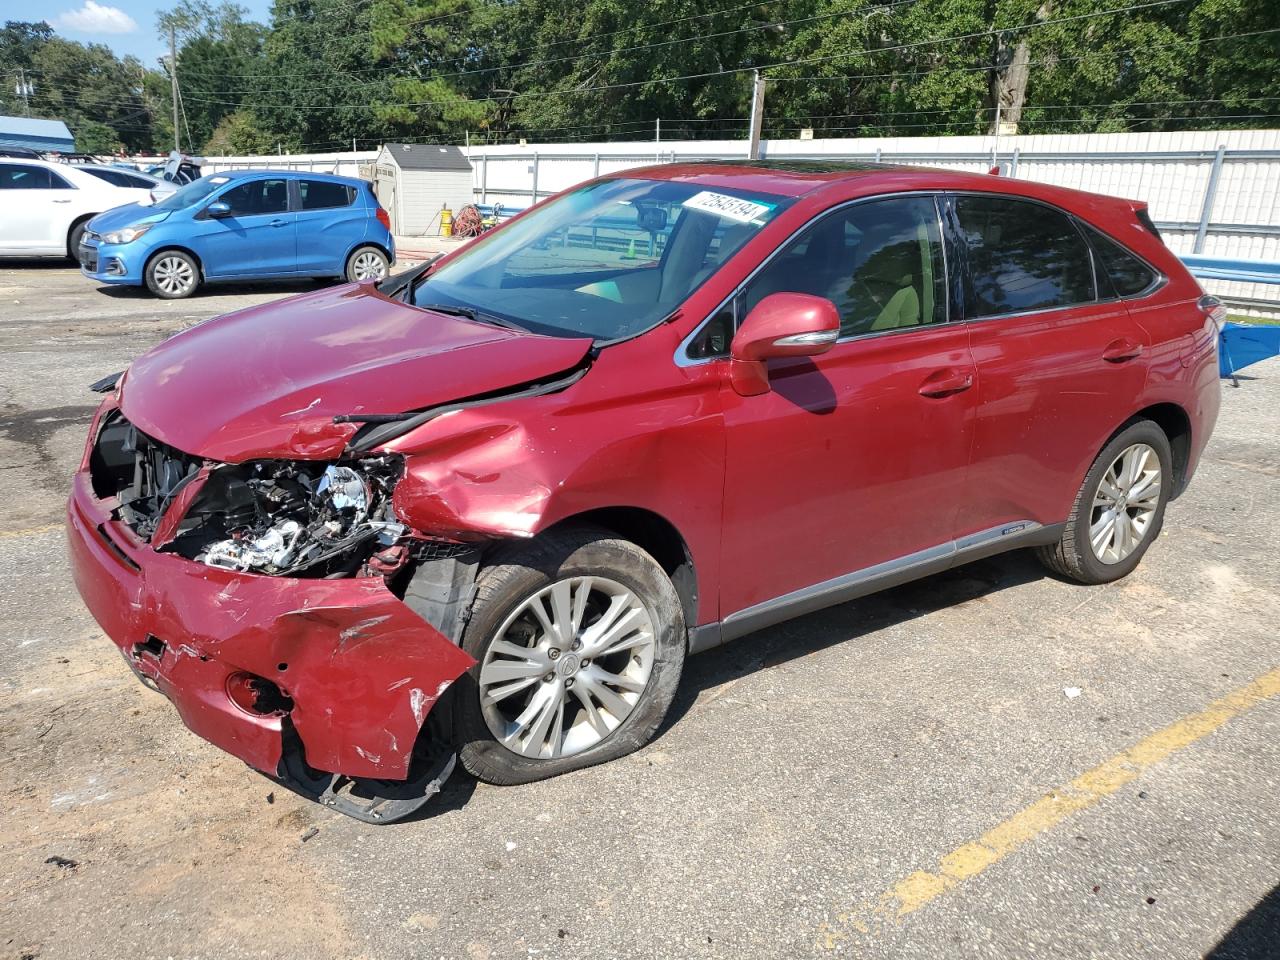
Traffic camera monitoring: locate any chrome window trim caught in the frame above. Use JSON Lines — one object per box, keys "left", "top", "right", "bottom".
{"left": 675, "top": 190, "right": 951, "bottom": 368}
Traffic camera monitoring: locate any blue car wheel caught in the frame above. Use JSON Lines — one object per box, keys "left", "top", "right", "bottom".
{"left": 146, "top": 250, "right": 200, "bottom": 299}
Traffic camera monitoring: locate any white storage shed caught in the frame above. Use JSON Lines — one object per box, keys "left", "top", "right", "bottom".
{"left": 372, "top": 143, "right": 474, "bottom": 236}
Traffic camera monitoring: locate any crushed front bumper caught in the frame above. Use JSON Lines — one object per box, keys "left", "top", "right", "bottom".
{"left": 66, "top": 469, "right": 476, "bottom": 789}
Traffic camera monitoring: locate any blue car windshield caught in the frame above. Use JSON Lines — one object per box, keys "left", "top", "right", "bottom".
{"left": 411, "top": 178, "right": 793, "bottom": 342}
{"left": 151, "top": 175, "right": 226, "bottom": 211}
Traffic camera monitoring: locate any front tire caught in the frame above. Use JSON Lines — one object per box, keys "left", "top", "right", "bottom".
{"left": 145, "top": 250, "right": 200, "bottom": 299}
{"left": 1036, "top": 420, "right": 1172, "bottom": 584}
{"left": 345, "top": 245, "right": 389, "bottom": 282}
{"left": 455, "top": 527, "right": 686, "bottom": 786}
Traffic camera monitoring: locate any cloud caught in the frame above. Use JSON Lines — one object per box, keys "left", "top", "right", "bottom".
{"left": 52, "top": 1, "right": 138, "bottom": 35}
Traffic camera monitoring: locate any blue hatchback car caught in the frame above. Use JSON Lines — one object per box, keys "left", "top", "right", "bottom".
{"left": 80, "top": 170, "right": 395, "bottom": 299}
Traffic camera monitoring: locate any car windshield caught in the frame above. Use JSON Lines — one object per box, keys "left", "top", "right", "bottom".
{"left": 411, "top": 178, "right": 793, "bottom": 342}
{"left": 151, "top": 175, "right": 226, "bottom": 211}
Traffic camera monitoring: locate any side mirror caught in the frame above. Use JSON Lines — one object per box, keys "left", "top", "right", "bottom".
{"left": 206, "top": 200, "right": 231, "bottom": 217}
{"left": 728, "top": 292, "right": 841, "bottom": 396}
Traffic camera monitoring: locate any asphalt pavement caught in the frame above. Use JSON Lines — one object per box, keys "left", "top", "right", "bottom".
{"left": 1, "top": 262, "right": 1276, "bottom": 960}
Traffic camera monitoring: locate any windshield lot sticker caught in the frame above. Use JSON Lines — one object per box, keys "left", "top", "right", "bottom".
{"left": 682, "top": 191, "right": 774, "bottom": 224}
{"left": 209, "top": 176, "right": 229, "bottom": 184}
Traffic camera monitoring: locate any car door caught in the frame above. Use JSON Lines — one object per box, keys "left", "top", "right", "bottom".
{"left": 194, "top": 176, "right": 297, "bottom": 279}
{"left": 714, "top": 194, "right": 978, "bottom": 621}
{"left": 948, "top": 193, "right": 1152, "bottom": 537}
{"left": 0, "top": 164, "right": 75, "bottom": 254}
{"left": 292, "top": 178, "right": 361, "bottom": 276}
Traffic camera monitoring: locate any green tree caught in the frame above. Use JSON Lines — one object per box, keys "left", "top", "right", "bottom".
{"left": 157, "top": 1, "right": 267, "bottom": 152}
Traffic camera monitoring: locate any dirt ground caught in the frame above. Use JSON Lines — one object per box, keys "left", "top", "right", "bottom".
{"left": 1, "top": 261, "right": 1277, "bottom": 960}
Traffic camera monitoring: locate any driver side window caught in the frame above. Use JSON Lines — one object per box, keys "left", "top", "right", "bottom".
{"left": 218, "top": 178, "right": 289, "bottom": 217}
{"left": 686, "top": 195, "right": 947, "bottom": 360}
{"left": 742, "top": 195, "right": 947, "bottom": 338}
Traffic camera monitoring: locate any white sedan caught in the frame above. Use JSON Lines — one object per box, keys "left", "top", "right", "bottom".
{"left": 0, "top": 158, "right": 155, "bottom": 259}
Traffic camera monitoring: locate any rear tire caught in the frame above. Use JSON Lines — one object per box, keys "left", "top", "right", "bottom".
{"left": 454, "top": 526, "right": 686, "bottom": 786}
{"left": 345, "top": 245, "right": 389, "bottom": 282}
{"left": 145, "top": 250, "right": 200, "bottom": 299}
{"left": 1036, "top": 420, "right": 1172, "bottom": 584}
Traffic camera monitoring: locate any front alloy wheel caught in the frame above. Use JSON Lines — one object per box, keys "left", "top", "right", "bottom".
{"left": 478, "top": 576, "right": 656, "bottom": 760}
{"left": 146, "top": 251, "right": 199, "bottom": 299}
{"left": 455, "top": 527, "right": 686, "bottom": 786}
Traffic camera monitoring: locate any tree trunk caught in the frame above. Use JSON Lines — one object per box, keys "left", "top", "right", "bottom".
{"left": 988, "top": 2, "right": 1052, "bottom": 135}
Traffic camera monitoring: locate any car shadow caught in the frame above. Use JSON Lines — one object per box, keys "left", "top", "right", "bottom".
{"left": 0, "top": 258, "right": 78, "bottom": 269}
{"left": 1205, "top": 883, "right": 1280, "bottom": 959}
{"left": 660, "top": 548, "right": 1052, "bottom": 735}
{"left": 92, "top": 278, "right": 327, "bottom": 300}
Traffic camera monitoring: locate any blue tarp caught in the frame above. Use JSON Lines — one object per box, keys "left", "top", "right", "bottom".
{"left": 0, "top": 115, "right": 74, "bottom": 152}
{"left": 1220, "top": 322, "right": 1280, "bottom": 378}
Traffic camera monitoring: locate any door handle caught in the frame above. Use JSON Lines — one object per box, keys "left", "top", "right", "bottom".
{"left": 269, "top": 218, "right": 287, "bottom": 227}
{"left": 918, "top": 367, "right": 974, "bottom": 398}
{"left": 53, "top": 199, "right": 72, "bottom": 203}
{"left": 1102, "top": 338, "right": 1144, "bottom": 363}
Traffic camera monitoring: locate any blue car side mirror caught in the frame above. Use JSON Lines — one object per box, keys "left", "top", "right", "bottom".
{"left": 206, "top": 201, "right": 231, "bottom": 217}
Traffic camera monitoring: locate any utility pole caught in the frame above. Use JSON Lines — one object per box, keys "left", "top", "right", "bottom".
{"left": 168, "top": 26, "right": 180, "bottom": 153}
{"left": 747, "top": 69, "right": 766, "bottom": 160}
{"left": 655, "top": 117, "right": 660, "bottom": 161}
{"left": 15, "top": 69, "right": 34, "bottom": 116}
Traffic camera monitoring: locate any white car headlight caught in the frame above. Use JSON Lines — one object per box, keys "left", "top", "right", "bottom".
{"left": 101, "top": 224, "right": 153, "bottom": 245}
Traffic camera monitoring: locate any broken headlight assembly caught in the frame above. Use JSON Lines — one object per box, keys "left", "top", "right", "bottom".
{"left": 190, "top": 459, "right": 405, "bottom": 576}
{"left": 89, "top": 412, "right": 416, "bottom": 577}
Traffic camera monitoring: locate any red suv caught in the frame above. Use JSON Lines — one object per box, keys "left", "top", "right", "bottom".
{"left": 68, "top": 163, "right": 1221, "bottom": 821}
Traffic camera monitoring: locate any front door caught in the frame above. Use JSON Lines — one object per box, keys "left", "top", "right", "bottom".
{"left": 0, "top": 164, "right": 74, "bottom": 254}
{"left": 195, "top": 176, "right": 297, "bottom": 278}
{"left": 716, "top": 195, "right": 977, "bottom": 620}
{"left": 948, "top": 193, "right": 1152, "bottom": 537}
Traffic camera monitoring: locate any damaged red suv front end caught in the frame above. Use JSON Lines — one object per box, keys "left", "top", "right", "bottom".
{"left": 66, "top": 281, "right": 593, "bottom": 821}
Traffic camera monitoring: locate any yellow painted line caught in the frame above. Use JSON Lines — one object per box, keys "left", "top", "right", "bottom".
{"left": 0, "top": 523, "right": 62, "bottom": 540}
{"left": 817, "top": 666, "right": 1280, "bottom": 949}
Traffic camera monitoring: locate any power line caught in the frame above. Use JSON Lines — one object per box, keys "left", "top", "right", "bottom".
{"left": 183, "top": 0, "right": 915, "bottom": 93}
{"left": 183, "top": 0, "right": 1204, "bottom": 111}
{"left": 179, "top": 0, "right": 816, "bottom": 82}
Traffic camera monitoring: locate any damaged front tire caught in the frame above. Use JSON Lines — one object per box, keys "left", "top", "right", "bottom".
{"left": 455, "top": 526, "right": 685, "bottom": 785}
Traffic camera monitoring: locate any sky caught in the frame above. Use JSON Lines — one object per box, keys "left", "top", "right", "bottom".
{"left": 33, "top": 0, "right": 274, "bottom": 63}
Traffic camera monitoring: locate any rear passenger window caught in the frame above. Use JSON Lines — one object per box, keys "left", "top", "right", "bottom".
{"left": 1085, "top": 226, "right": 1159, "bottom": 297}
{"left": 955, "top": 196, "right": 1095, "bottom": 318}
{"left": 299, "top": 180, "right": 354, "bottom": 210}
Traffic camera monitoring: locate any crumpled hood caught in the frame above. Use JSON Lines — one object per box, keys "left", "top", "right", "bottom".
{"left": 119, "top": 284, "right": 593, "bottom": 462}
{"left": 89, "top": 203, "right": 171, "bottom": 234}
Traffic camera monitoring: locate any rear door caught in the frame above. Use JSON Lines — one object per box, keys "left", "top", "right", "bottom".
{"left": 291, "top": 178, "right": 362, "bottom": 276}
{"left": 195, "top": 176, "right": 296, "bottom": 278}
{"left": 0, "top": 164, "right": 75, "bottom": 254}
{"left": 716, "top": 194, "right": 978, "bottom": 619}
{"left": 950, "top": 193, "right": 1151, "bottom": 537}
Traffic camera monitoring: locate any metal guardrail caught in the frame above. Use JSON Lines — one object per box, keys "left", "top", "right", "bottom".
{"left": 1181, "top": 255, "right": 1280, "bottom": 286}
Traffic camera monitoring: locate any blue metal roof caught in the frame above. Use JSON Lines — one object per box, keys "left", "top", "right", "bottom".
{"left": 0, "top": 115, "right": 75, "bottom": 152}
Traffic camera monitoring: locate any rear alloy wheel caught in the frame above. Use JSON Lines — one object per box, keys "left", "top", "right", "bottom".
{"left": 146, "top": 251, "right": 199, "bottom": 299}
{"left": 1036, "top": 420, "right": 1172, "bottom": 584}
{"left": 454, "top": 527, "right": 685, "bottom": 785}
{"left": 345, "top": 245, "right": 389, "bottom": 282}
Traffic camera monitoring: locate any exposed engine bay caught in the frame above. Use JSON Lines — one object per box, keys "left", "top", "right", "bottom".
{"left": 90, "top": 410, "right": 414, "bottom": 577}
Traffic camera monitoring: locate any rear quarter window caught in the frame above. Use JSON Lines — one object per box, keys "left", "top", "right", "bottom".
{"left": 954, "top": 195, "right": 1096, "bottom": 318}
{"left": 1084, "top": 225, "right": 1160, "bottom": 298}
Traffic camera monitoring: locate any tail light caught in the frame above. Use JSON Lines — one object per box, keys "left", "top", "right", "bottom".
{"left": 375, "top": 207, "right": 391, "bottom": 230}
{"left": 1198, "top": 294, "right": 1228, "bottom": 331}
